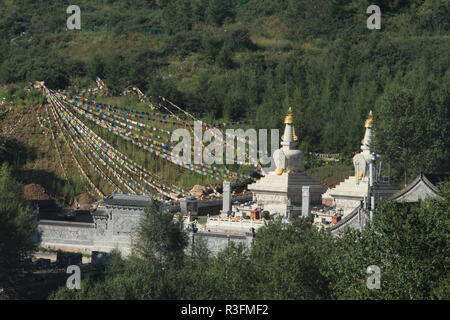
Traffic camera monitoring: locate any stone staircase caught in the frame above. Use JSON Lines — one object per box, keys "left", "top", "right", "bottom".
{"left": 328, "top": 176, "right": 369, "bottom": 198}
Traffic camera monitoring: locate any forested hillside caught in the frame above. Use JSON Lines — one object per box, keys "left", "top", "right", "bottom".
{"left": 1, "top": 0, "right": 449, "bottom": 182}
{"left": 1, "top": 0, "right": 450, "bottom": 301}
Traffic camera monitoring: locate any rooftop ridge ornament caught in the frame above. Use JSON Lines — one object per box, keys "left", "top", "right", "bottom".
{"left": 365, "top": 110, "right": 373, "bottom": 128}
{"left": 281, "top": 107, "right": 298, "bottom": 142}
{"left": 354, "top": 110, "right": 374, "bottom": 180}
{"left": 284, "top": 107, "right": 294, "bottom": 124}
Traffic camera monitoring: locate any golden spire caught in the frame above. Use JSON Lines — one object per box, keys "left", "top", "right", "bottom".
{"left": 281, "top": 107, "right": 298, "bottom": 142}
{"left": 365, "top": 110, "right": 373, "bottom": 128}
{"left": 284, "top": 107, "right": 294, "bottom": 124}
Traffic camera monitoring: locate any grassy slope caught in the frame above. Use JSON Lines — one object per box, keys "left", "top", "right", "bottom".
{"left": 306, "top": 164, "right": 354, "bottom": 189}
{"left": 0, "top": 101, "right": 87, "bottom": 202}
{"left": 0, "top": 13, "right": 356, "bottom": 203}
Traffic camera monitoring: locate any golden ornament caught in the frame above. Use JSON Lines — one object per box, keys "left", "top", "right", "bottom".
{"left": 365, "top": 110, "right": 373, "bottom": 128}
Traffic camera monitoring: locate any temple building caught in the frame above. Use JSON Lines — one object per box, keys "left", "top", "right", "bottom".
{"left": 391, "top": 173, "right": 449, "bottom": 202}
{"left": 248, "top": 107, "right": 325, "bottom": 218}
{"left": 321, "top": 111, "right": 399, "bottom": 214}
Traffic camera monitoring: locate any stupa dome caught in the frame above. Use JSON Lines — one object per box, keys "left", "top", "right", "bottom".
{"left": 273, "top": 107, "right": 304, "bottom": 175}
{"left": 353, "top": 111, "right": 373, "bottom": 180}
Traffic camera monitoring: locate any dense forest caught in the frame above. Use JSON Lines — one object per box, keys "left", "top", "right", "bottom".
{"left": 1, "top": 0, "right": 450, "bottom": 182}
{"left": 0, "top": 0, "right": 449, "bottom": 301}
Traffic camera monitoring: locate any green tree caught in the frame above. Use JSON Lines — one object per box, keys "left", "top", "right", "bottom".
{"left": 198, "top": 243, "right": 255, "bottom": 299}
{"left": 373, "top": 80, "right": 450, "bottom": 176}
{"left": 51, "top": 250, "right": 167, "bottom": 300}
{"left": 0, "top": 136, "right": 7, "bottom": 155}
{"left": 51, "top": 201, "right": 191, "bottom": 300}
{"left": 286, "top": 0, "right": 338, "bottom": 40}
{"left": 251, "top": 216, "right": 334, "bottom": 299}
{"left": 0, "top": 163, "right": 36, "bottom": 299}
{"left": 327, "top": 181, "right": 450, "bottom": 299}
{"left": 206, "top": 0, "right": 234, "bottom": 26}
{"left": 216, "top": 45, "right": 234, "bottom": 69}
{"left": 133, "top": 201, "right": 188, "bottom": 268}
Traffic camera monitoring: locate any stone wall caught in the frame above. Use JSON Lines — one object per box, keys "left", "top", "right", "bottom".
{"left": 192, "top": 231, "right": 254, "bottom": 254}
{"left": 37, "top": 208, "right": 141, "bottom": 255}
{"left": 91, "top": 205, "right": 143, "bottom": 254}
{"left": 38, "top": 220, "right": 95, "bottom": 253}
{"left": 38, "top": 216, "right": 255, "bottom": 256}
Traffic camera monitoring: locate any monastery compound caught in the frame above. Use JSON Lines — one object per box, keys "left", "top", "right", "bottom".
{"left": 34, "top": 109, "right": 447, "bottom": 256}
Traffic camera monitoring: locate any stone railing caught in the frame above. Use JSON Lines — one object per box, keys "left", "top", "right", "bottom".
{"left": 206, "top": 217, "right": 265, "bottom": 232}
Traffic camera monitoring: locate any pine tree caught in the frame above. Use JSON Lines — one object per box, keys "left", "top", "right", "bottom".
{"left": 0, "top": 163, "right": 36, "bottom": 299}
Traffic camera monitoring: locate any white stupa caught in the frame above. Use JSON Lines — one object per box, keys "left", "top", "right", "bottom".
{"left": 322, "top": 111, "right": 399, "bottom": 214}
{"left": 248, "top": 108, "right": 325, "bottom": 218}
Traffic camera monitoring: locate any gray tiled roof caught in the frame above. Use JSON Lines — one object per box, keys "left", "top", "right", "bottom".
{"left": 103, "top": 194, "right": 152, "bottom": 208}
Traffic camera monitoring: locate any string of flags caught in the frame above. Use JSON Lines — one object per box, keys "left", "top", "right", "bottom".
{"left": 54, "top": 112, "right": 174, "bottom": 203}
{"left": 48, "top": 99, "right": 128, "bottom": 194}
{"left": 54, "top": 77, "right": 256, "bottom": 129}
{"left": 43, "top": 104, "right": 69, "bottom": 180}
{"left": 47, "top": 101, "right": 105, "bottom": 198}
{"left": 51, "top": 78, "right": 260, "bottom": 157}
{"left": 47, "top": 92, "right": 187, "bottom": 203}
{"left": 32, "top": 81, "right": 256, "bottom": 202}
{"left": 52, "top": 90, "right": 253, "bottom": 181}
{"left": 47, "top": 96, "right": 120, "bottom": 196}
{"left": 66, "top": 94, "right": 260, "bottom": 166}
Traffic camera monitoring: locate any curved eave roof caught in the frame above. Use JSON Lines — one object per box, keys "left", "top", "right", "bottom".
{"left": 391, "top": 173, "right": 448, "bottom": 201}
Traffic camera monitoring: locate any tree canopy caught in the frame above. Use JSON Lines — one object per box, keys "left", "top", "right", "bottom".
{"left": 51, "top": 182, "right": 450, "bottom": 300}
{"left": 0, "top": 1, "right": 449, "bottom": 180}
{"left": 0, "top": 163, "right": 36, "bottom": 299}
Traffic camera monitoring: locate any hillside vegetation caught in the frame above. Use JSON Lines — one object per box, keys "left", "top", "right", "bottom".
{"left": 1, "top": 0, "right": 450, "bottom": 201}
